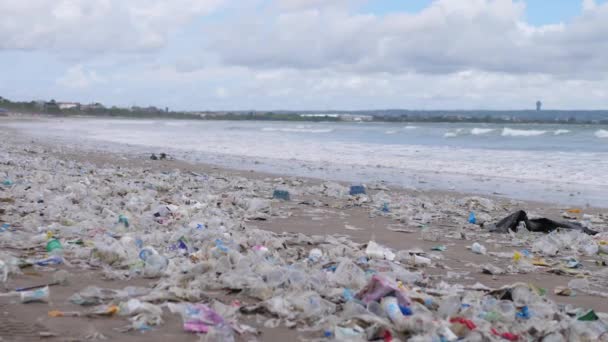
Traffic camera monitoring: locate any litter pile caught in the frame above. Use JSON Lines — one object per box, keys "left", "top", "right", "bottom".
{"left": 1, "top": 134, "right": 608, "bottom": 340}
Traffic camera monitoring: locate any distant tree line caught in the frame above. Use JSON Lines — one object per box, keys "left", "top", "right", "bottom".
{"left": 2, "top": 96, "right": 608, "bottom": 124}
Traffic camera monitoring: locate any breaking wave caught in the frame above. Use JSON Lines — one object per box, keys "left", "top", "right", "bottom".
{"left": 502, "top": 128, "right": 547, "bottom": 137}
{"left": 554, "top": 129, "right": 570, "bottom": 136}
{"left": 385, "top": 130, "right": 398, "bottom": 134}
{"left": 596, "top": 129, "right": 608, "bottom": 138}
{"left": 444, "top": 129, "right": 464, "bottom": 138}
{"left": 471, "top": 128, "right": 495, "bottom": 135}
{"left": 404, "top": 126, "right": 418, "bottom": 130}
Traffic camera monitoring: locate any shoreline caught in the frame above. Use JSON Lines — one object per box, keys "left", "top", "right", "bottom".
{"left": 2, "top": 116, "right": 607, "bottom": 209}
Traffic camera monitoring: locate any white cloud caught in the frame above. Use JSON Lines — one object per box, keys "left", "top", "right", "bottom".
{"left": 2, "top": 0, "right": 608, "bottom": 109}
{"left": 0, "top": 0, "right": 224, "bottom": 52}
{"left": 206, "top": 0, "right": 608, "bottom": 78}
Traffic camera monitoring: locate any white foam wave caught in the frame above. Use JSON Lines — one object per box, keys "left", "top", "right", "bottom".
{"left": 404, "top": 126, "right": 418, "bottom": 130}
{"left": 596, "top": 129, "right": 608, "bottom": 138}
{"left": 554, "top": 129, "right": 570, "bottom": 136}
{"left": 385, "top": 130, "right": 398, "bottom": 135}
{"left": 471, "top": 128, "right": 495, "bottom": 135}
{"left": 502, "top": 128, "right": 546, "bottom": 137}
{"left": 262, "top": 127, "right": 334, "bottom": 133}
{"left": 444, "top": 128, "right": 463, "bottom": 138}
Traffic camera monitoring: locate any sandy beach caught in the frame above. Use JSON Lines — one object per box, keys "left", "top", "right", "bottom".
{"left": 1, "top": 121, "right": 608, "bottom": 341}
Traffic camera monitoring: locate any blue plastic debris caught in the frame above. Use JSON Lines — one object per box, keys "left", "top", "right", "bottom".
{"left": 399, "top": 305, "right": 413, "bottom": 316}
{"left": 349, "top": 185, "right": 366, "bottom": 196}
{"left": 381, "top": 203, "right": 390, "bottom": 213}
{"left": 117, "top": 214, "right": 129, "bottom": 228}
{"left": 343, "top": 288, "right": 355, "bottom": 302}
{"left": 517, "top": 306, "right": 531, "bottom": 319}
{"left": 272, "top": 189, "right": 290, "bottom": 201}
{"left": 468, "top": 212, "right": 477, "bottom": 224}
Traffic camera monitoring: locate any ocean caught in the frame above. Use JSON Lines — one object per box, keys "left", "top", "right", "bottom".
{"left": 4, "top": 118, "right": 608, "bottom": 207}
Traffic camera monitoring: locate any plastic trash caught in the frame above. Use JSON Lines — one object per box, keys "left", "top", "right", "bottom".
{"left": 490, "top": 210, "right": 598, "bottom": 235}
{"left": 308, "top": 248, "right": 323, "bottom": 262}
{"left": 168, "top": 302, "right": 228, "bottom": 334}
{"left": 471, "top": 242, "right": 487, "bottom": 255}
{"left": 366, "top": 241, "right": 395, "bottom": 261}
{"left": 349, "top": 185, "right": 366, "bottom": 196}
{"left": 468, "top": 212, "right": 476, "bottom": 224}
{"left": 117, "top": 214, "right": 129, "bottom": 228}
{"left": 410, "top": 254, "right": 432, "bottom": 266}
{"left": 46, "top": 239, "right": 63, "bottom": 254}
{"left": 142, "top": 254, "right": 168, "bottom": 278}
{"left": 381, "top": 296, "right": 409, "bottom": 332}
{"left": 272, "top": 189, "right": 290, "bottom": 201}
{"left": 35, "top": 255, "right": 63, "bottom": 266}
{"left": 20, "top": 286, "right": 50, "bottom": 303}
{"left": 0, "top": 260, "right": 7, "bottom": 282}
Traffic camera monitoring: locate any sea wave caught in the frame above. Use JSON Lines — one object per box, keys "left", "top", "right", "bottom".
{"left": 471, "top": 128, "right": 495, "bottom": 135}
{"left": 596, "top": 129, "right": 608, "bottom": 138}
{"left": 262, "top": 127, "right": 334, "bottom": 133}
{"left": 385, "top": 130, "right": 398, "bottom": 134}
{"left": 444, "top": 128, "right": 463, "bottom": 138}
{"left": 502, "top": 128, "right": 547, "bottom": 137}
{"left": 554, "top": 129, "right": 570, "bottom": 136}
{"left": 404, "top": 126, "right": 418, "bottom": 130}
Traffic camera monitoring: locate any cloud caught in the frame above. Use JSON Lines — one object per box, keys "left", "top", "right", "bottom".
{"left": 3, "top": 0, "right": 608, "bottom": 110}
{"left": 205, "top": 0, "right": 608, "bottom": 78}
{"left": 0, "top": 0, "right": 224, "bottom": 52}
{"left": 56, "top": 65, "right": 104, "bottom": 89}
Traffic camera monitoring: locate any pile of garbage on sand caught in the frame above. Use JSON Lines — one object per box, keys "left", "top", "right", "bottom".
{"left": 2, "top": 140, "right": 608, "bottom": 341}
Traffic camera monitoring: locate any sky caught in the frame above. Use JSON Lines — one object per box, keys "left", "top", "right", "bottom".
{"left": 1, "top": 0, "right": 608, "bottom": 111}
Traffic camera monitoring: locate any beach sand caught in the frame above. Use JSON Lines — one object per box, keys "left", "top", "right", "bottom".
{"left": 1, "top": 124, "right": 607, "bottom": 341}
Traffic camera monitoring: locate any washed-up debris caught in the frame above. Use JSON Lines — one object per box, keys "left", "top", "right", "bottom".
{"left": 489, "top": 210, "right": 598, "bottom": 235}
{"left": 471, "top": 242, "right": 487, "bottom": 255}
{"left": 349, "top": 185, "right": 366, "bottom": 196}
{"left": 20, "top": 286, "right": 49, "bottom": 303}
{"left": 272, "top": 189, "right": 290, "bottom": 201}
{"left": 1, "top": 131, "right": 608, "bottom": 341}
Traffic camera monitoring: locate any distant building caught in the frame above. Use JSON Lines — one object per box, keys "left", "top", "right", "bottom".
{"left": 82, "top": 102, "right": 105, "bottom": 111}
{"left": 339, "top": 114, "right": 373, "bottom": 122}
{"left": 57, "top": 102, "right": 80, "bottom": 110}
{"left": 536, "top": 100, "right": 542, "bottom": 111}
{"left": 300, "top": 113, "right": 340, "bottom": 118}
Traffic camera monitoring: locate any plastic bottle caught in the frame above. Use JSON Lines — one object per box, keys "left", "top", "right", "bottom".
{"left": 411, "top": 254, "right": 432, "bottom": 266}
{"left": 139, "top": 246, "right": 159, "bottom": 261}
{"left": 20, "top": 286, "right": 50, "bottom": 303}
{"left": 143, "top": 254, "right": 168, "bottom": 278}
{"left": 46, "top": 239, "right": 63, "bottom": 255}
{"left": 35, "top": 255, "right": 63, "bottom": 266}
{"left": 471, "top": 242, "right": 486, "bottom": 255}
{"left": 308, "top": 248, "right": 323, "bottom": 262}
{"left": 381, "top": 296, "right": 408, "bottom": 331}
{"left": 0, "top": 260, "right": 7, "bottom": 282}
